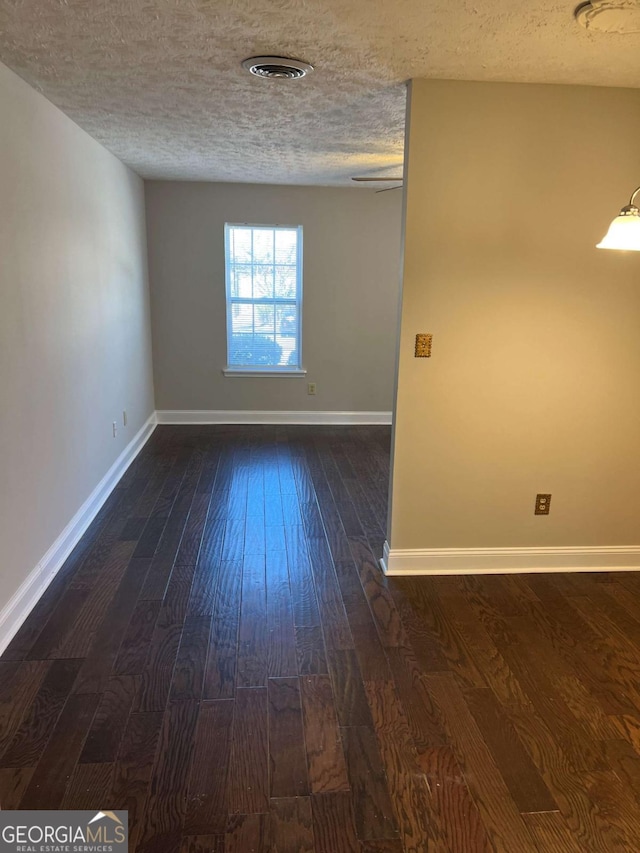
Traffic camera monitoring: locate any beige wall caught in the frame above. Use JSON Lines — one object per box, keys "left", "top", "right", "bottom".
{"left": 0, "top": 62, "right": 155, "bottom": 611}
{"left": 145, "top": 181, "right": 402, "bottom": 412}
{"left": 390, "top": 79, "right": 640, "bottom": 550}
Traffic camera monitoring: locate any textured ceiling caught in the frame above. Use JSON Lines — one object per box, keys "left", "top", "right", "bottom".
{"left": 1, "top": 0, "right": 639, "bottom": 184}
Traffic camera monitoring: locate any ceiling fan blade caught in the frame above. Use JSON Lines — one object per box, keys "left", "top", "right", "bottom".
{"left": 351, "top": 176, "right": 403, "bottom": 182}
{"left": 375, "top": 185, "right": 403, "bottom": 193}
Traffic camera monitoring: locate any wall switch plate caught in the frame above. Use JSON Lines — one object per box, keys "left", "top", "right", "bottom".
{"left": 415, "top": 333, "right": 433, "bottom": 358}
{"left": 112, "top": 421, "right": 118, "bottom": 438}
{"left": 308, "top": 382, "right": 317, "bottom": 395}
{"left": 535, "top": 494, "right": 551, "bottom": 515}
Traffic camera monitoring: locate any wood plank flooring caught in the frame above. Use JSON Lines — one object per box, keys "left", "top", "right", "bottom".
{"left": 3, "top": 425, "right": 640, "bottom": 850}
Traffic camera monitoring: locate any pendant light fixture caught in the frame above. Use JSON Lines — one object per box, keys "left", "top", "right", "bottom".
{"left": 597, "top": 186, "right": 640, "bottom": 251}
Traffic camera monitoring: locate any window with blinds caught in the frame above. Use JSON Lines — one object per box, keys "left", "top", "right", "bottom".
{"left": 224, "top": 224, "right": 303, "bottom": 372}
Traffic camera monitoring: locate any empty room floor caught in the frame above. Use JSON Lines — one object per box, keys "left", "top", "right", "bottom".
{"left": 2, "top": 425, "right": 640, "bottom": 851}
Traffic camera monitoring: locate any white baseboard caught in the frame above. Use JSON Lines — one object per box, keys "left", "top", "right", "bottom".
{"left": 380, "top": 540, "right": 640, "bottom": 576}
{"left": 156, "top": 410, "right": 392, "bottom": 426}
{"left": 0, "top": 412, "right": 157, "bottom": 655}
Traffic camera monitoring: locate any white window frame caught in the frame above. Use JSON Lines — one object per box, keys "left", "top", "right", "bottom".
{"left": 223, "top": 223, "right": 306, "bottom": 377}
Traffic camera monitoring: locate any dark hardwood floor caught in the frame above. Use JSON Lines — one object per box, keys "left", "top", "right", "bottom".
{"left": 3, "top": 425, "right": 640, "bottom": 851}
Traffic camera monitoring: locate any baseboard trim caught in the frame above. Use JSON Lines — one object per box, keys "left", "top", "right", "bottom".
{"left": 380, "top": 540, "right": 640, "bottom": 576}
{"left": 0, "top": 412, "right": 157, "bottom": 655}
{"left": 156, "top": 410, "right": 392, "bottom": 426}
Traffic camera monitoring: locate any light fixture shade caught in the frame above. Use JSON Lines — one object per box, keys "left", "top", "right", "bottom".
{"left": 597, "top": 207, "right": 640, "bottom": 251}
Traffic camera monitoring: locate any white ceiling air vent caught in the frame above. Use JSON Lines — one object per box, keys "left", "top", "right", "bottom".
{"left": 242, "top": 56, "right": 314, "bottom": 79}
{"left": 575, "top": 0, "right": 640, "bottom": 33}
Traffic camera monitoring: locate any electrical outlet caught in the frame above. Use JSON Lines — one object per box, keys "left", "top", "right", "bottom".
{"left": 535, "top": 494, "right": 551, "bottom": 515}
{"left": 308, "top": 382, "right": 317, "bottom": 395}
{"left": 112, "top": 421, "right": 118, "bottom": 438}
{"left": 415, "top": 333, "right": 433, "bottom": 358}
{"left": 123, "top": 410, "right": 128, "bottom": 427}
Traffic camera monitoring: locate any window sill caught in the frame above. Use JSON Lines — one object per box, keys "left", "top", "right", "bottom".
{"left": 222, "top": 367, "right": 308, "bottom": 378}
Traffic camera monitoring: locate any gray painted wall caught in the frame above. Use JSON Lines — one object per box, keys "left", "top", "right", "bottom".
{"left": 145, "top": 181, "right": 402, "bottom": 412}
{"left": 390, "top": 79, "right": 640, "bottom": 550}
{"left": 0, "top": 61, "right": 155, "bottom": 611}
